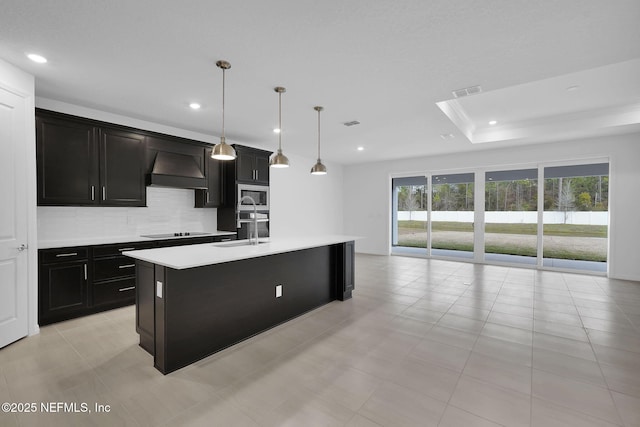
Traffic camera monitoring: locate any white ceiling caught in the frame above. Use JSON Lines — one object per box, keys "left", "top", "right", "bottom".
{"left": 1, "top": 0, "right": 639, "bottom": 165}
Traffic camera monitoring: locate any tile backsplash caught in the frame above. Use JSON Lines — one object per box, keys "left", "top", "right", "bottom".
{"left": 38, "top": 187, "right": 217, "bottom": 241}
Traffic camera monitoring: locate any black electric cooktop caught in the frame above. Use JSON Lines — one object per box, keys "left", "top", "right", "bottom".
{"left": 140, "top": 232, "right": 214, "bottom": 238}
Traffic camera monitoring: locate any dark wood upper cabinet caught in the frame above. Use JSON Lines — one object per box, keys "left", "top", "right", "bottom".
{"left": 36, "top": 110, "right": 146, "bottom": 207}
{"left": 36, "top": 116, "right": 99, "bottom": 205}
{"left": 99, "top": 127, "right": 146, "bottom": 206}
{"left": 195, "top": 147, "right": 223, "bottom": 208}
{"left": 235, "top": 145, "right": 271, "bottom": 185}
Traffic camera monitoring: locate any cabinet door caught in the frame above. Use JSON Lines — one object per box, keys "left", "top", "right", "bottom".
{"left": 236, "top": 151, "right": 256, "bottom": 183}
{"left": 195, "top": 148, "right": 222, "bottom": 207}
{"left": 236, "top": 147, "right": 271, "bottom": 184}
{"left": 39, "top": 261, "right": 88, "bottom": 325}
{"left": 254, "top": 154, "right": 270, "bottom": 184}
{"left": 99, "top": 128, "right": 146, "bottom": 206}
{"left": 36, "top": 116, "right": 99, "bottom": 205}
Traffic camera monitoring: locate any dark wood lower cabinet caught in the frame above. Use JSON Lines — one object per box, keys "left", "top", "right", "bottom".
{"left": 136, "top": 241, "right": 354, "bottom": 374}
{"left": 38, "top": 234, "right": 236, "bottom": 325}
{"left": 39, "top": 258, "right": 89, "bottom": 325}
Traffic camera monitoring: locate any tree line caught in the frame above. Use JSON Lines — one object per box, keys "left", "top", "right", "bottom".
{"left": 397, "top": 176, "right": 608, "bottom": 213}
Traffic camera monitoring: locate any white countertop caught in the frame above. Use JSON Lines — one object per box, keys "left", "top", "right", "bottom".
{"left": 123, "top": 235, "right": 360, "bottom": 269}
{"left": 38, "top": 231, "right": 237, "bottom": 249}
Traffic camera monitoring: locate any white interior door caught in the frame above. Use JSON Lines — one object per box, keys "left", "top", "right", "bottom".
{"left": 0, "top": 79, "right": 29, "bottom": 348}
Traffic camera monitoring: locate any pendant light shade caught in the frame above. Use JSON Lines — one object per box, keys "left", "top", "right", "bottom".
{"left": 310, "top": 106, "right": 327, "bottom": 175}
{"left": 211, "top": 60, "right": 236, "bottom": 161}
{"left": 270, "top": 87, "right": 289, "bottom": 168}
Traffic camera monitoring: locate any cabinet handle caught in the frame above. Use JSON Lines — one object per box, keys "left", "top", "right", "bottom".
{"left": 206, "top": 190, "right": 210, "bottom": 203}
{"left": 220, "top": 238, "right": 232, "bottom": 242}
{"left": 118, "top": 286, "right": 135, "bottom": 292}
{"left": 91, "top": 186, "right": 95, "bottom": 201}
{"left": 102, "top": 186, "right": 106, "bottom": 201}
{"left": 84, "top": 264, "right": 87, "bottom": 280}
{"left": 256, "top": 170, "right": 259, "bottom": 181}
{"left": 118, "top": 264, "right": 136, "bottom": 269}
{"left": 56, "top": 252, "right": 78, "bottom": 257}
{"left": 118, "top": 247, "right": 135, "bottom": 252}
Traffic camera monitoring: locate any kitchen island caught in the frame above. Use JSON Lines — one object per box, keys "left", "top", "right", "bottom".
{"left": 123, "top": 235, "right": 357, "bottom": 374}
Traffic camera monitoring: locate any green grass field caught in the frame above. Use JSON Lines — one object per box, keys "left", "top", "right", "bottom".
{"left": 397, "top": 221, "right": 607, "bottom": 262}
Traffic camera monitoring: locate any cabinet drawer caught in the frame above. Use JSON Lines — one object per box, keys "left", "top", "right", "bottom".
{"left": 40, "top": 247, "right": 88, "bottom": 264}
{"left": 93, "top": 242, "right": 153, "bottom": 258}
{"left": 93, "top": 277, "right": 136, "bottom": 306}
{"left": 93, "top": 256, "right": 136, "bottom": 281}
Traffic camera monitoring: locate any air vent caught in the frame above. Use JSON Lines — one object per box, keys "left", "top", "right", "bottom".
{"left": 343, "top": 120, "right": 360, "bottom": 127}
{"left": 451, "top": 85, "right": 482, "bottom": 98}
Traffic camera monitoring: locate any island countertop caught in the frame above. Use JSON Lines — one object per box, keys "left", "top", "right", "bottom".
{"left": 123, "top": 235, "right": 360, "bottom": 269}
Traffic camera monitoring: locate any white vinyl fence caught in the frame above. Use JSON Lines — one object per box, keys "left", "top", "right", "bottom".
{"left": 398, "top": 211, "right": 608, "bottom": 225}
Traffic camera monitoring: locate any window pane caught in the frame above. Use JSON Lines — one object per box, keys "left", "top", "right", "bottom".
{"left": 543, "top": 163, "right": 608, "bottom": 271}
{"left": 392, "top": 177, "right": 428, "bottom": 253}
{"left": 431, "top": 173, "right": 474, "bottom": 259}
{"left": 485, "top": 169, "right": 538, "bottom": 265}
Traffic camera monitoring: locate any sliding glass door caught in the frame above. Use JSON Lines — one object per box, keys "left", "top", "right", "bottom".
{"left": 431, "top": 173, "right": 474, "bottom": 259}
{"left": 392, "top": 176, "right": 428, "bottom": 254}
{"left": 391, "top": 161, "right": 608, "bottom": 273}
{"left": 543, "top": 163, "right": 609, "bottom": 272}
{"left": 484, "top": 169, "right": 538, "bottom": 265}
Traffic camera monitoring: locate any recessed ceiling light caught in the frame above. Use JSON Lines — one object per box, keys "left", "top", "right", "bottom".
{"left": 488, "top": 120, "right": 497, "bottom": 125}
{"left": 566, "top": 85, "right": 580, "bottom": 92}
{"left": 189, "top": 103, "right": 201, "bottom": 110}
{"left": 273, "top": 128, "right": 281, "bottom": 134}
{"left": 27, "top": 53, "right": 47, "bottom": 64}
{"left": 357, "top": 146, "right": 364, "bottom": 151}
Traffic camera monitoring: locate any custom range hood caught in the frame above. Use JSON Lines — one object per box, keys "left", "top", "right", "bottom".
{"left": 146, "top": 151, "right": 207, "bottom": 189}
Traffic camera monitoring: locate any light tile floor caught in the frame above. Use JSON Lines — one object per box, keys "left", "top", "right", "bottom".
{"left": 2, "top": 254, "right": 640, "bottom": 426}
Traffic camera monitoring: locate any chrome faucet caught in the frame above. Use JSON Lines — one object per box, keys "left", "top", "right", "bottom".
{"left": 238, "top": 196, "right": 259, "bottom": 245}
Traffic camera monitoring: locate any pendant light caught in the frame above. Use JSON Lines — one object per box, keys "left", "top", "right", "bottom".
{"left": 211, "top": 60, "right": 236, "bottom": 160}
{"left": 310, "top": 106, "right": 327, "bottom": 175}
{"left": 270, "top": 86, "right": 289, "bottom": 168}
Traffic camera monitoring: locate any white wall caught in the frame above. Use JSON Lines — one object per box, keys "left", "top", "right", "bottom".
{"left": 343, "top": 133, "right": 640, "bottom": 281}
{"left": 270, "top": 151, "right": 344, "bottom": 238}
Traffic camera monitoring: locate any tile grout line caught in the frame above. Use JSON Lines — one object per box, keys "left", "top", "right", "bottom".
{"left": 433, "top": 266, "right": 508, "bottom": 426}
{"left": 555, "top": 272, "right": 626, "bottom": 426}
{"left": 51, "top": 317, "right": 144, "bottom": 427}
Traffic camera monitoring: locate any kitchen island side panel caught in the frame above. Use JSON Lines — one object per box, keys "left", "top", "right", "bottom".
{"left": 157, "top": 245, "right": 336, "bottom": 374}
{"left": 135, "top": 260, "right": 155, "bottom": 354}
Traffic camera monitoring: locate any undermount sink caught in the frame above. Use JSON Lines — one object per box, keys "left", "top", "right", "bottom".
{"left": 213, "top": 240, "right": 267, "bottom": 248}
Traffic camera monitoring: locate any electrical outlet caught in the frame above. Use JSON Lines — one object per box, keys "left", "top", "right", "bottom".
{"left": 156, "top": 281, "right": 163, "bottom": 298}
{"left": 275, "top": 284, "right": 282, "bottom": 298}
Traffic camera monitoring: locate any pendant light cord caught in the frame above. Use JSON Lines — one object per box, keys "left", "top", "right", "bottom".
{"left": 221, "top": 68, "right": 226, "bottom": 139}
{"left": 278, "top": 91, "right": 282, "bottom": 151}
{"left": 317, "top": 108, "right": 321, "bottom": 159}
